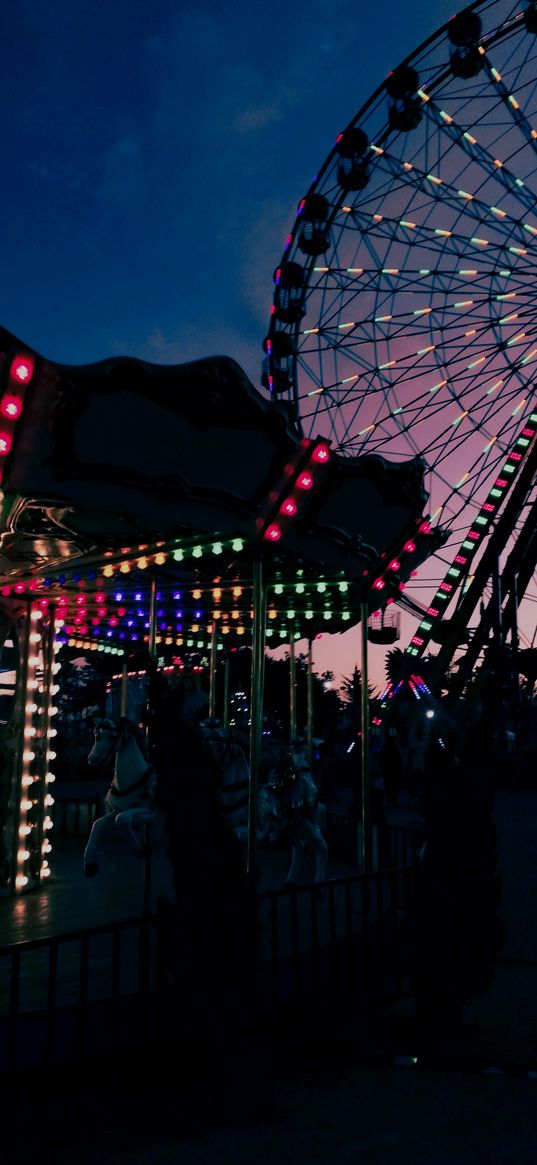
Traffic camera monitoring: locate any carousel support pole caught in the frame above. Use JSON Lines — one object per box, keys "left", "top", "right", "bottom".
{"left": 289, "top": 624, "right": 297, "bottom": 742}
{"left": 34, "top": 610, "right": 57, "bottom": 882}
{"left": 148, "top": 574, "right": 158, "bottom": 665}
{"left": 223, "top": 653, "right": 230, "bottom": 732}
{"left": 145, "top": 571, "right": 158, "bottom": 744}
{"left": 142, "top": 573, "right": 158, "bottom": 915}
{"left": 209, "top": 621, "right": 218, "bottom": 720}
{"left": 306, "top": 637, "right": 314, "bottom": 769}
{"left": 120, "top": 659, "right": 129, "bottom": 718}
{"left": 10, "top": 602, "right": 32, "bottom": 894}
{"left": 360, "top": 600, "right": 371, "bottom": 873}
{"left": 247, "top": 556, "right": 267, "bottom": 881}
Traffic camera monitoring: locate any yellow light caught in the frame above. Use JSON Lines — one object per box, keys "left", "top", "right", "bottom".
{"left": 155, "top": 553, "right": 166, "bottom": 565}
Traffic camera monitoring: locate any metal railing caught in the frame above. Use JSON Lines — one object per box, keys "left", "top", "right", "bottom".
{"left": 0, "top": 915, "right": 165, "bottom": 1073}
{"left": 326, "top": 811, "right": 422, "bottom": 870}
{"left": 0, "top": 859, "right": 417, "bottom": 1076}
{"left": 257, "top": 863, "right": 416, "bottom": 1030}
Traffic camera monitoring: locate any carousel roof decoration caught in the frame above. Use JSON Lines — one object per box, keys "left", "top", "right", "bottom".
{"left": 0, "top": 326, "right": 446, "bottom": 661}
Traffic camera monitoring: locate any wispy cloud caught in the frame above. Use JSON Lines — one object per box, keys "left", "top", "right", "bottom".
{"left": 233, "top": 103, "right": 283, "bottom": 135}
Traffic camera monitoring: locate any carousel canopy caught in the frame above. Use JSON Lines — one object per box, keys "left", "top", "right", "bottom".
{"left": 0, "top": 327, "right": 446, "bottom": 658}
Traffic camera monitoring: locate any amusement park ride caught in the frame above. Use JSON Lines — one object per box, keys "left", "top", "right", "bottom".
{"left": 2, "top": 0, "right": 537, "bottom": 899}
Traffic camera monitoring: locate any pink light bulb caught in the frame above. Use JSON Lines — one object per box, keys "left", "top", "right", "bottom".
{"left": 10, "top": 355, "right": 34, "bottom": 383}
{"left": 296, "top": 471, "right": 314, "bottom": 490}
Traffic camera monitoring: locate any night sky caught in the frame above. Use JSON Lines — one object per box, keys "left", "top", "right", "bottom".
{"left": 0, "top": 1, "right": 517, "bottom": 691}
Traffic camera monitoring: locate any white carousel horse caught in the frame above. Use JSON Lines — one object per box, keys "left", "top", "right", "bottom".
{"left": 259, "top": 742, "right": 328, "bottom": 886}
{"left": 200, "top": 721, "right": 251, "bottom": 839}
{"left": 201, "top": 723, "right": 328, "bottom": 884}
{"left": 83, "top": 717, "right": 157, "bottom": 877}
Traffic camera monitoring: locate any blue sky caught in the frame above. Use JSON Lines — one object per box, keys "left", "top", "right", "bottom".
{"left": 1, "top": 0, "right": 458, "bottom": 378}
{"left": 0, "top": 0, "right": 465, "bottom": 689}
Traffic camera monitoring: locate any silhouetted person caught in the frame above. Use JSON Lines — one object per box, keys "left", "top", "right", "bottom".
{"left": 149, "top": 670, "right": 273, "bottom": 1121}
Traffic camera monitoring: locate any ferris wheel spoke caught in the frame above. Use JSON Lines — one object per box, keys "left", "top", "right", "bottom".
{"left": 362, "top": 145, "right": 537, "bottom": 248}
{"left": 480, "top": 46, "right": 537, "bottom": 162}
{"left": 265, "top": 1, "right": 537, "bottom": 660}
{"left": 417, "top": 80, "right": 537, "bottom": 215}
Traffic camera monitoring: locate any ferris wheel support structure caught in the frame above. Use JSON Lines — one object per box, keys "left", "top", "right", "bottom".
{"left": 441, "top": 487, "right": 537, "bottom": 709}
{"left": 412, "top": 409, "right": 537, "bottom": 690}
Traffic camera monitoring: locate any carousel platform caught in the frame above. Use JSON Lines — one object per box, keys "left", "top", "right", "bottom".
{"left": 0, "top": 830, "right": 361, "bottom": 948}
{"left": 0, "top": 787, "right": 423, "bottom": 947}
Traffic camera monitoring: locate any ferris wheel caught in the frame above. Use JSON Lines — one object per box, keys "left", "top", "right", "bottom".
{"left": 263, "top": 0, "right": 537, "bottom": 684}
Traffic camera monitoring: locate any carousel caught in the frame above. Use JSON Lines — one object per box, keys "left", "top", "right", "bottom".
{"left": 0, "top": 324, "right": 444, "bottom": 899}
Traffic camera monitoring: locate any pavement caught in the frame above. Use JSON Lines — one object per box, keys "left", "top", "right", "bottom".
{"left": 4, "top": 787, "right": 537, "bottom": 1164}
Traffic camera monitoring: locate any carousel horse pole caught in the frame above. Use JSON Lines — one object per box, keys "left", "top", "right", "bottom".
{"left": 83, "top": 718, "right": 157, "bottom": 898}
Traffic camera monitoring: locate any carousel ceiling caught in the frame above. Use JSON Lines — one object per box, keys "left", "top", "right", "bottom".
{"left": 0, "top": 326, "right": 446, "bottom": 658}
